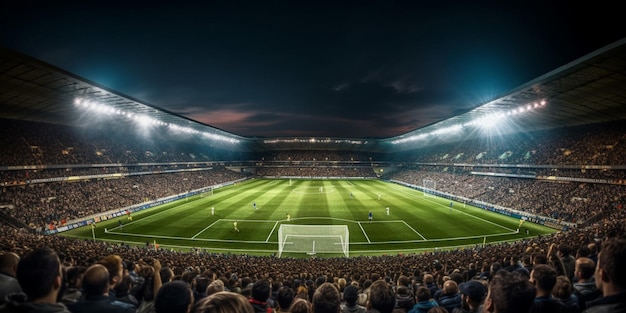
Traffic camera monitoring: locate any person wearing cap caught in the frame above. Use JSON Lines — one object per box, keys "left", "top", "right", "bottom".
{"left": 452, "top": 280, "right": 487, "bottom": 313}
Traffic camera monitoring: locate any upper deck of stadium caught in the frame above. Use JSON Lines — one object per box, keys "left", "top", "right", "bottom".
{"left": 1, "top": 38, "right": 625, "bottom": 153}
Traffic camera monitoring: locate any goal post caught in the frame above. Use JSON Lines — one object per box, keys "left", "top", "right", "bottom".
{"left": 199, "top": 188, "right": 213, "bottom": 197}
{"left": 278, "top": 224, "right": 349, "bottom": 257}
{"left": 423, "top": 179, "right": 436, "bottom": 197}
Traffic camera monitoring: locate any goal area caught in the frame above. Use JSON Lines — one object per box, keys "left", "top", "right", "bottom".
{"left": 278, "top": 224, "right": 349, "bottom": 257}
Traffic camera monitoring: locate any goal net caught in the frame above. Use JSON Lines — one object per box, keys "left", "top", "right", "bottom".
{"left": 199, "top": 188, "right": 213, "bottom": 197}
{"left": 278, "top": 224, "right": 349, "bottom": 257}
{"left": 423, "top": 179, "right": 436, "bottom": 197}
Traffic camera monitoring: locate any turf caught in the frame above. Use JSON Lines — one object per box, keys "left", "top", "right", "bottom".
{"left": 60, "top": 178, "right": 556, "bottom": 257}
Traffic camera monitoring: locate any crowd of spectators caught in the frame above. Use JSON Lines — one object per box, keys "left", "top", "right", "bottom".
{"left": 0, "top": 118, "right": 243, "bottom": 166}
{"left": 258, "top": 151, "right": 381, "bottom": 162}
{"left": 387, "top": 169, "right": 624, "bottom": 223}
{"left": 256, "top": 166, "right": 377, "bottom": 178}
{"left": 1, "top": 118, "right": 626, "bottom": 312}
{"left": 2, "top": 118, "right": 626, "bottom": 167}
{"left": 1, "top": 208, "right": 624, "bottom": 313}
{"left": 1, "top": 117, "right": 625, "bottom": 231}
{"left": 0, "top": 167, "right": 245, "bottom": 230}
{"left": 391, "top": 120, "right": 626, "bottom": 166}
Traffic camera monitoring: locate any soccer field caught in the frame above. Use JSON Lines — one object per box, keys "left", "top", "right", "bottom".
{"left": 61, "top": 178, "right": 556, "bottom": 257}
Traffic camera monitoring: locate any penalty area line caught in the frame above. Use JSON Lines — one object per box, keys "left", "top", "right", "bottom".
{"left": 192, "top": 220, "right": 222, "bottom": 239}
{"left": 401, "top": 220, "right": 427, "bottom": 240}
{"left": 357, "top": 222, "right": 371, "bottom": 243}
{"left": 266, "top": 221, "right": 280, "bottom": 243}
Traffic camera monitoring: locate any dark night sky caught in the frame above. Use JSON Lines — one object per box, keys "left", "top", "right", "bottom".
{"left": 1, "top": 1, "right": 624, "bottom": 138}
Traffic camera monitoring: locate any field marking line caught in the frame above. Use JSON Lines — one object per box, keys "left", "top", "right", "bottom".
{"left": 389, "top": 184, "right": 514, "bottom": 232}
{"left": 357, "top": 222, "right": 371, "bottom": 243}
{"left": 401, "top": 220, "right": 427, "bottom": 240}
{"left": 99, "top": 230, "right": 271, "bottom": 244}
{"left": 266, "top": 221, "right": 280, "bottom": 242}
{"left": 191, "top": 220, "right": 222, "bottom": 239}
{"left": 348, "top": 230, "right": 519, "bottom": 245}
{"left": 121, "top": 197, "right": 209, "bottom": 228}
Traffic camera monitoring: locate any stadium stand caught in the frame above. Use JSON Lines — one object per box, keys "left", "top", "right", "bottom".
{"left": 1, "top": 40, "right": 626, "bottom": 313}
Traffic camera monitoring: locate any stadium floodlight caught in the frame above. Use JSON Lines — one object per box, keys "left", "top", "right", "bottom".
{"left": 278, "top": 224, "right": 349, "bottom": 257}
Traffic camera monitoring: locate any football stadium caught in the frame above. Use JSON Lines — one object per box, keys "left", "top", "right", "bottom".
{"left": 1, "top": 29, "right": 625, "bottom": 313}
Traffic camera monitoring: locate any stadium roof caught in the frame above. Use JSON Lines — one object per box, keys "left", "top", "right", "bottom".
{"left": 1, "top": 38, "right": 625, "bottom": 153}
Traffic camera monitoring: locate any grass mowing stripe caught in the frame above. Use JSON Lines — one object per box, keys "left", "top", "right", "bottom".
{"left": 60, "top": 178, "right": 556, "bottom": 256}
{"left": 386, "top": 182, "right": 515, "bottom": 234}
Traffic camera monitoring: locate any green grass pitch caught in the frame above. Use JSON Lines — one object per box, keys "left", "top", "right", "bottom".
{"left": 61, "top": 178, "right": 556, "bottom": 257}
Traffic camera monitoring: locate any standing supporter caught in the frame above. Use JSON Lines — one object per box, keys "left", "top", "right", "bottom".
{"left": 67, "top": 264, "right": 135, "bottom": 313}
{"left": 409, "top": 286, "right": 439, "bottom": 313}
{"left": 249, "top": 279, "right": 273, "bottom": 313}
{"left": 582, "top": 238, "right": 626, "bottom": 313}
{"left": 193, "top": 276, "right": 210, "bottom": 303}
{"left": 132, "top": 258, "right": 163, "bottom": 313}
{"left": 276, "top": 286, "right": 295, "bottom": 313}
{"left": 61, "top": 265, "right": 86, "bottom": 305}
{"left": 341, "top": 285, "right": 366, "bottom": 313}
{"left": 154, "top": 280, "right": 194, "bottom": 313}
{"left": 423, "top": 274, "right": 439, "bottom": 298}
{"left": 366, "top": 280, "right": 395, "bottom": 313}
{"left": 484, "top": 270, "right": 535, "bottom": 313}
{"left": 98, "top": 254, "right": 135, "bottom": 307}
{"left": 572, "top": 257, "right": 602, "bottom": 310}
{"left": 395, "top": 286, "right": 415, "bottom": 312}
{"left": 290, "top": 298, "right": 312, "bottom": 313}
{"left": 558, "top": 245, "right": 577, "bottom": 281}
{"left": 552, "top": 276, "right": 580, "bottom": 313}
{"left": 312, "top": 282, "right": 341, "bottom": 313}
{"left": 437, "top": 280, "right": 462, "bottom": 313}
{"left": 193, "top": 291, "right": 255, "bottom": 313}
{"left": 0, "top": 252, "right": 21, "bottom": 305}
{"left": 453, "top": 280, "right": 486, "bottom": 313}
{"left": 530, "top": 264, "right": 566, "bottom": 313}
{"left": 0, "top": 247, "right": 71, "bottom": 313}
{"left": 206, "top": 280, "right": 226, "bottom": 297}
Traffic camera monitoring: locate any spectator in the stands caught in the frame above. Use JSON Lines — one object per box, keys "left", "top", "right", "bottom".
{"left": 0, "top": 252, "right": 21, "bottom": 305}
{"left": 484, "top": 270, "right": 535, "bottom": 313}
{"left": 312, "top": 282, "right": 341, "bottom": 313}
{"left": 0, "top": 247, "right": 70, "bottom": 313}
{"left": 530, "top": 264, "right": 566, "bottom": 313}
{"left": 366, "top": 280, "right": 395, "bottom": 313}
{"left": 67, "top": 264, "right": 135, "bottom": 313}
{"left": 582, "top": 238, "right": 626, "bottom": 313}
{"left": 155, "top": 280, "right": 194, "bottom": 313}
